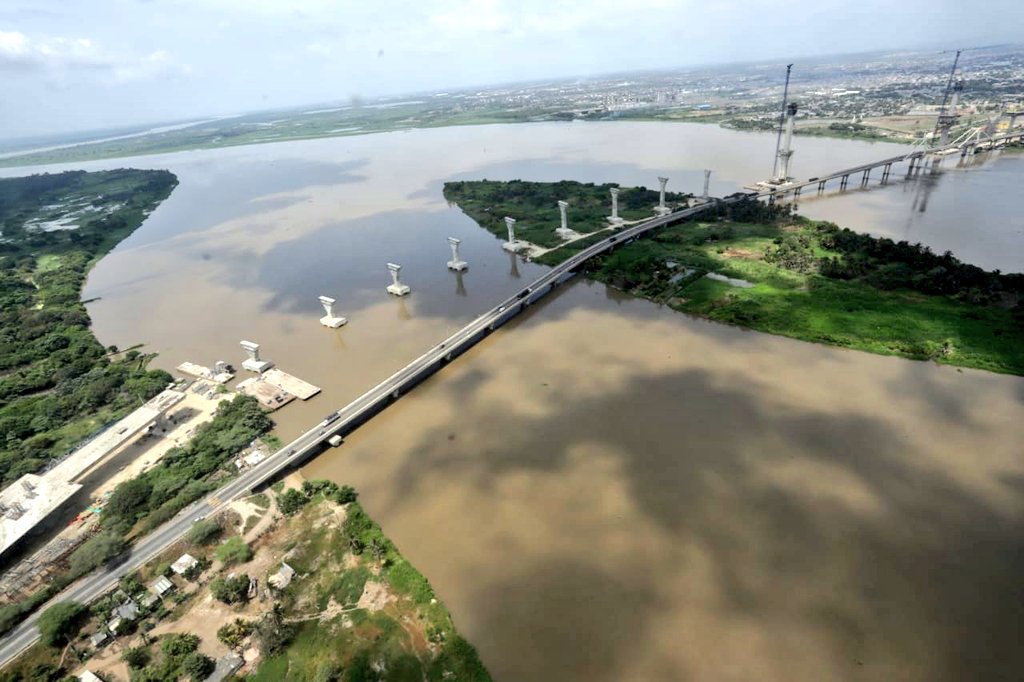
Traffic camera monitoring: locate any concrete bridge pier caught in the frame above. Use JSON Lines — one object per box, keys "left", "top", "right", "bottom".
{"left": 608, "top": 188, "right": 623, "bottom": 224}
{"left": 655, "top": 177, "right": 670, "bottom": 216}
{"left": 881, "top": 163, "right": 891, "bottom": 184}
{"left": 839, "top": 175, "right": 849, "bottom": 191}
{"left": 502, "top": 217, "right": 524, "bottom": 253}
{"left": 318, "top": 296, "right": 348, "bottom": 328}
{"left": 906, "top": 157, "right": 916, "bottom": 178}
{"left": 446, "top": 237, "right": 468, "bottom": 272}
{"left": 860, "top": 169, "right": 870, "bottom": 187}
{"left": 386, "top": 263, "right": 411, "bottom": 296}
{"left": 817, "top": 180, "right": 826, "bottom": 193}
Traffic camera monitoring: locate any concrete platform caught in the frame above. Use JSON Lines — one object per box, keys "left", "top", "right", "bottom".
{"left": 502, "top": 240, "right": 526, "bottom": 253}
{"left": 447, "top": 259, "right": 468, "bottom": 272}
{"left": 236, "top": 378, "right": 295, "bottom": 411}
{"left": 176, "top": 361, "right": 233, "bottom": 384}
{"left": 242, "top": 358, "right": 274, "bottom": 373}
{"left": 261, "top": 368, "right": 321, "bottom": 400}
{"left": 319, "top": 315, "right": 348, "bottom": 328}
{"left": 386, "top": 283, "right": 411, "bottom": 296}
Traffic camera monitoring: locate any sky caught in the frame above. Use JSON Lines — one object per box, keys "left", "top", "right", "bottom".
{"left": 1, "top": 0, "right": 1022, "bottom": 139}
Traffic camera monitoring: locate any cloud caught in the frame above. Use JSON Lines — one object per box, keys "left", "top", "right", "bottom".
{"left": 0, "top": 29, "right": 106, "bottom": 71}
{"left": 0, "top": 28, "right": 186, "bottom": 86}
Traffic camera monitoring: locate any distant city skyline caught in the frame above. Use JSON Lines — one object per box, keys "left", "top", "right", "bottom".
{"left": 1, "top": 0, "right": 1022, "bottom": 138}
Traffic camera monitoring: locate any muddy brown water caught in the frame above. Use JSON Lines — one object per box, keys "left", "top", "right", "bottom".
{"left": 3, "top": 122, "right": 1022, "bottom": 680}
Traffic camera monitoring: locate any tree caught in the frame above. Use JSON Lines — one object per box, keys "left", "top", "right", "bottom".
{"left": 123, "top": 646, "right": 151, "bottom": 668}
{"left": 217, "top": 618, "right": 254, "bottom": 648}
{"left": 210, "top": 575, "right": 250, "bottom": 604}
{"left": 186, "top": 518, "right": 222, "bottom": 546}
{"left": 105, "top": 478, "right": 152, "bottom": 524}
{"left": 214, "top": 536, "right": 253, "bottom": 565}
{"left": 255, "top": 603, "right": 294, "bottom": 656}
{"left": 277, "top": 488, "right": 308, "bottom": 516}
{"left": 334, "top": 485, "right": 358, "bottom": 505}
{"left": 182, "top": 651, "right": 214, "bottom": 681}
{"left": 37, "top": 601, "right": 86, "bottom": 647}
{"left": 67, "top": 532, "right": 126, "bottom": 577}
{"left": 161, "top": 631, "right": 200, "bottom": 658}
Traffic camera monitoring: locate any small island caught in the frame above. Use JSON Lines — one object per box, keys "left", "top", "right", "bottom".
{"left": 445, "top": 179, "right": 1024, "bottom": 375}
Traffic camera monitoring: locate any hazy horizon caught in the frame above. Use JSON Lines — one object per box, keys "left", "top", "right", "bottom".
{"left": 3, "top": 0, "right": 1023, "bottom": 139}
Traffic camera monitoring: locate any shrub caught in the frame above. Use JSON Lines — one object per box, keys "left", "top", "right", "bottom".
{"left": 186, "top": 518, "right": 222, "bottom": 545}
{"left": 123, "top": 646, "right": 151, "bottom": 668}
{"left": 182, "top": 651, "right": 214, "bottom": 681}
{"left": 277, "top": 488, "right": 308, "bottom": 516}
{"left": 210, "top": 575, "right": 250, "bottom": 604}
{"left": 37, "top": 601, "right": 87, "bottom": 647}
{"left": 161, "top": 632, "right": 200, "bottom": 658}
{"left": 214, "top": 536, "right": 253, "bottom": 565}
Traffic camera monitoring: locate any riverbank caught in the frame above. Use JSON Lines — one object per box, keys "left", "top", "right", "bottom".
{"left": 448, "top": 180, "right": 1024, "bottom": 375}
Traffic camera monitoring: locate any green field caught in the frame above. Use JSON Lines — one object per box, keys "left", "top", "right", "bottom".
{"left": 448, "top": 180, "right": 1024, "bottom": 375}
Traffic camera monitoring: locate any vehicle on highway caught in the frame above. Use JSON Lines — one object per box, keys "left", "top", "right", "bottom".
{"left": 321, "top": 412, "right": 340, "bottom": 426}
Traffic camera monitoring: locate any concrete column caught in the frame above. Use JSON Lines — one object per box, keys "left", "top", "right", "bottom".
{"left": 386, "top": 263, "right": 410, "bottom": 296}
{"left": 318, "top": 295, "right": 347, "bottom": 328}
{"left": 556, "top": 200, "right": 574, "bottom": 239}
{"left": 608, "top": 188, "right": 622, "bottom": 224}
{"left": 446, "top": 237, "right": 467, "bottom": 272}
{"left": 703, "top": 170, "right": 712, "bottom": 200}
{"left": 502, "top": 216, "right": 522, "bottom": 252}
{"left": 240, "top": 340, "right": 274, "bottom": 373}
{"left": 655, "top": 177, "right": 670, "bottom": 215}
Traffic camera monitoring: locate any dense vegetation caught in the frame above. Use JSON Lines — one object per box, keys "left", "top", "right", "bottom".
{"left": 101, "top": 395, "right": 273, "bottom": 535}
{"left": 444, "top": 179, "right": 691, "bottom": 248}
{"left": 587, "top": 199, "right": 1024, "bottom": 373}
{"left": 0, "top": 169, "right": 178, "bottom": 485}
{"left": 455, "top": 179, "right": 1024, "bottom": 374}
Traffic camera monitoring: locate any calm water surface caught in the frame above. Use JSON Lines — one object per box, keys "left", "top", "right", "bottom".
{"left": 4, "top": 122, "right": 1022, "bottom": 680}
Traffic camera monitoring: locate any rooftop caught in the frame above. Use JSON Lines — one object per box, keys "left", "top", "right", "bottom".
{"left": 0, "top": 474, "right": 82, "bottom": 556}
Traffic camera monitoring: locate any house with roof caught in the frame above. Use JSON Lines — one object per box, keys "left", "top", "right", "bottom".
{"left": 171, "top": 553, "right": 199, "bottom": 576}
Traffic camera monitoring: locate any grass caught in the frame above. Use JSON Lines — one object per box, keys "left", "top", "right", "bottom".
{"left": 244, "top": 493, "right": 491, "bottom": 681}
{"left": 582, "top": 219, "right": 1023, "bottom": 374}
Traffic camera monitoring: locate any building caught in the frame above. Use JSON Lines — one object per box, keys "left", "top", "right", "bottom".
{"left": 268, "top": 562, "right": 295, "bottom": 589}
{"left": 89, "top": 631, "right": 109, "bottom": 648}
{"left": 149, "top": 575, "right": 174, "bottom": 598}
{"left": 171, "top": 553, "right": 199, "bottom": 576}
{"left": 79, "top": 672, "right": 105, "bottom": 682}
{"left": 206, "top": 653, "right": 244, "bottom": 682}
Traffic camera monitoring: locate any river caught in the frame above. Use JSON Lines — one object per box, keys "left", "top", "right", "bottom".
{"left": 4, "top": 121, "right": 1022, "bottom": 680}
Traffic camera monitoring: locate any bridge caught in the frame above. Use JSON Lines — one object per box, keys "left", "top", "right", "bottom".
{"left": 1, "top": 131, "right": 1022, "bottom": 667}
{"left": 749, "top": 128, "right": 1024, "bottom": 198}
